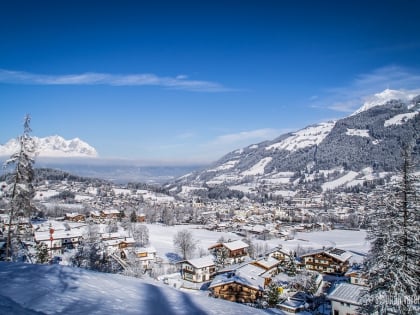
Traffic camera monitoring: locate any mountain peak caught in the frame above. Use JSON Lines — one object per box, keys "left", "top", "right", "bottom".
{"left": 0, "top": 135, "right": 98, "bottom": 158}
{"left": 353, "top": 88, "right": 420, "bottom": 115}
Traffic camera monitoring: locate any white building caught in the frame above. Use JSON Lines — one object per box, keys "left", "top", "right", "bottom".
{"left": 327, "top": 282, "right": 366, "bottom": 315}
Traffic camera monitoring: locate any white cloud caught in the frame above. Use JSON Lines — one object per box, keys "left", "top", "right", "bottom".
{"left": 0, "top": 69, "right": 230, "bottom": 92}
{"left": 210, "top": 128, "right": 282, "bottom": 145}
{"left": 312, "top": 65, "right": 420, "bottom": 113}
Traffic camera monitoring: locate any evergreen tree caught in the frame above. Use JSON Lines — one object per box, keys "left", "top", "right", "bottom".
{"left": 264, "top": 282, "right": 280, "bottom": 307}
{"left": 212, "top": 246, "right": 230, "bottom": 269}
{"left": 71, "top": 222, "right": 108, "bottom": 272}
{"left": 4, "top": 115, "right": 36, "bottom": 260}
{"left": 130, "top": 210, "right": 137, "bottom": 223}
{"left": 35, "top": 242, "right": 49, "bottom": 264}
{"left": 360, "top": 148, "right": 419, "bottom": 314}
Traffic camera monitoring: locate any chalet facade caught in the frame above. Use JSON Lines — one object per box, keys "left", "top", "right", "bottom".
{"left": 64, "top": 212, "right": 85, "bottom": 222}
{"left": 208, "top": 240, "right": 249, "bottom": 265}
{"left": 133, "top": 246, "right": 157, "bottom": 269}
{"left": 180, "top": 256, "right": 216, "bottom": 283}
{"left": 345, "top": 269, "right": 369, "bottom": 287}
{"left": 136, "top": 213, "right": 146, "bottom": 223}
{"left": 209, "top": 263, "right": 268, "bottom": 303}
{"left": 268, "top": 246, "right": 294, "bottom": 262}
{"left": 300, "top": 248, "right": 352, "bottom": 274}
{"left": 34, "top": 229, "right": 82, "bottom": 256}
{"left": 100, "top": 209, "right": 120, "bottom": 219}
{"left": 209, "top": 279, "right": 263, "bottom": 304}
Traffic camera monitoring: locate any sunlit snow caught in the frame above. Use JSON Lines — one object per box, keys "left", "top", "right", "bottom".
{"left": 265, "top": 122, "right": 335, "bottom": 152}
{"left": 345, "top": 129, "right": 370, "bottom": 138}
{"left": 0, "top": 262, "right": 269, "bottom": 315}
{"left": 241, "top": 157, "right": 272, "bottom": 176}
{"left": 384, "top": 111, "right": 419, "bottom": 127}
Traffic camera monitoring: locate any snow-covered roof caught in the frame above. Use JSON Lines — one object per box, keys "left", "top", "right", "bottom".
{"left": 223, "top": 240, "right": 249, "bottom": 251}
{"left": 253, "top": 256, "right": 281, "bottom": 270}
{"left": 65, "top": 212, "right": 84, "bottom": 218}
{"left": 327, "top": 282, "right": 366, "bottom": 305}
{"left": 184, "top": 256, "right": 215, "bottom": 269}
{"left": 135, "top": 246, "right": 156, "bottom": 254}
{"left": 34, "top": 229, "right": 83, "bottom": 241}
{"left": 102, "top": 209, "right": 120, "bottom": 215}
{"left": 300, "top": 247, "right": 352, "bottom": 263}
{"left": 326, "top": 248, "right": 352, "bottom": 262}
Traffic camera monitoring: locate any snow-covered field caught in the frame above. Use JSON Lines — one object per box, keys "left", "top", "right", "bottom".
{"left": 321, "top": 171, "right": 359, "bottom": 191}
{"left": 345, "top": 128, "right": 370, "bottom": 138}
{"left": 146, "top": 224, "right": 238, "bottom": 261}
{"left": 265, "top": 122, "right": 335, "bottom": 152}
{"left": 0, "top": 262, "right": 269, "bottom": 315}
{"left": 384, "top": 111, "right": 418, "bottom": 127}
{"left": 241, "top": 157, "right": 272, "bottom": 176}
{"left": 145, "top": 224, "right": 368, "bottom": 264}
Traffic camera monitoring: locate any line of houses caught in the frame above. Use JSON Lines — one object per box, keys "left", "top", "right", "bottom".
{"left": 177, "top": 239, "right": 367, "bottom": 313}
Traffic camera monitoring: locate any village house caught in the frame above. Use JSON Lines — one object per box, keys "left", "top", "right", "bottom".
{"left": 130, "top": 246, "right": 157, "bottom": 269}
{"left": 268, "top": 245, "right": 294, "bottom": 262}
{"left": 103, "top": 237, "right": 135, "bottom": 254}
{"left": 345, "top": 268, "right": 369, "bottom": 287}
{"left": 300, "top": 247, "right": 352, "bottom": 274}
{"left": 327, "top": 282, "right": 366, "bottom": 315}
{"left": 251, "top": 256, "right": 282, "bottom": 276}
{"left": 136, "top": 213, "right": 146, "bottom": 223}
{"left": 208, "top": 262, "right": 269, "bottom": 304}
{"left": 208, "top": 239, "right": 249, "bottom": 265}
{"left": 34, "top": 228, "right": 83, "bottom": 256}
{"left": 180, "top": 255, "right": 216, "bottom": 283}
{"left": 100, "top": 209, "right": 120, "bottom": 219}
{"left": 89, "top": 210, "right": 102, "bottom": 221}
{"left": 64, "top": 212, "right": 86, "bottom": 222}
{"left": 277, "top": 292, "right": 309, "bottom": 314}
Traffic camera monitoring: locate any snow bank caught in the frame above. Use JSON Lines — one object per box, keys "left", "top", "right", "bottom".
{"left": 0, "top": 262, "right": 267, "bottom": 315}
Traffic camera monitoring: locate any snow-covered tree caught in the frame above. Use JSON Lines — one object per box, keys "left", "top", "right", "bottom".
{"left": 360, "top": 148, "right": 420, "bottom": 314}
{"left": 129, "top": 210, "right": 137, "bottom": 223}
{"left": 264, "top": 282, "right": 280, "bottom": 307}
{"left": 35, "top": 242, "right": 49, "bottom": 264}
{"left": 212, "top": 246, "right": 230, "bottom": 269}
{"left": 132, "top": 224, "right": 149, "bottom": 247}
{"left": 122, "top": 254, "right": 145, "bottom": 279}
{"left": 71, "top": 222, "right": 109, "bottom": 272}
{"left": 173, "top": 229, "right": 196, "bottom": 260}
{"left": 4, "top": 115, "right": 37, "bottom": 260}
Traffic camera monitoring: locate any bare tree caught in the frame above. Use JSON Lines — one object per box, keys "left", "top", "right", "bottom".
{"left": 133, "top": 224, "right": 149, "bottom": 247}
{"left": 173, "top": 229, "right": 196, "bottom": 260}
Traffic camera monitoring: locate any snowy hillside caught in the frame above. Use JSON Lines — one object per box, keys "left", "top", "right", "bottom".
{"left": 265, "top": 122, "right": 335, "bottom": 152}
{"left": 0, "top": 262, "right": 268, "bottom": 315}
{"left": 170, "top": 89, "right": 420, "bottom": 197}
{"left": 0, "top": 135, "right": 98, "bottom": 158}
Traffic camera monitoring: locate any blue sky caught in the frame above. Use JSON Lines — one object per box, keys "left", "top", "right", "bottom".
{"left": 1, "top": 0, "right": 420, "bottom": 165}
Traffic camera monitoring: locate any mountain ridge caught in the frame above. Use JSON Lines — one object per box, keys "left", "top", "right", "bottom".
{"left": 168, "top": 89, "right": 420, "bottom": 198}
{"left": 0, "top": 135, "right": 98, "bottom": 158}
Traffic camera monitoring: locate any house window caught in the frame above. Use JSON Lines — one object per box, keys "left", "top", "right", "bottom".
{"left": 334, "top": 310, "right": 339, "bottom": 315}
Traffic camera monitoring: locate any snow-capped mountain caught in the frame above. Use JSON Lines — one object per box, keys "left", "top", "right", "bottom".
{"left": 170, "top": 89, "right": 420, "bottom": 197}
{"left": 0, "top": 135, "right": 98, "bottom": 158}
{"left": 353, "top": 88, "right": 420, "bottom": 115}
